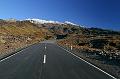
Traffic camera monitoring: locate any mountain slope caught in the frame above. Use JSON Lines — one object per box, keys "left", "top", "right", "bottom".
{"left": 0, "top": 18, "right": 120, "bottom": 56}
{"left": 0, "top": 19, "right": 51, "bottom": 57}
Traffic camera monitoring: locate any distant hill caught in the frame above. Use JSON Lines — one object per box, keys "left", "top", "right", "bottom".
{"left": 0, "top": 18, "right": 120, "bottom": 59}
{"left": 25, "top": 18, "right": 120, "bottom": 39}
{"left": 0, "top": 19, "right": 50, "bottom": 55}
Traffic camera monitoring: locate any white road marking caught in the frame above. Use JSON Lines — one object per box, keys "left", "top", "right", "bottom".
{"left": 43, "top": 55, "right": 46, "bottom": 64}
{"left": 57, "top": 45, "right": 117, "bottom": 79}
{"left": 0, "top": 49, "right": 24, "bottom": 62}
{"left": 45, "top": 44, "right": 47, "bottom": 50}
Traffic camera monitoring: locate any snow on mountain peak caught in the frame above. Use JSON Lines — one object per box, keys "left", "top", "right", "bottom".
{"left": 26, "top": 18, "right": 63, "bottom": 24}
{"left": 64, "top": 21, "right": 79, "bottom": 26}
{"left": 26, "top": 18, "right": 79, "bottom": 26}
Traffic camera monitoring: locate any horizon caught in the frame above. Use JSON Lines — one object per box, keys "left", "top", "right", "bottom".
{"left": 0, "top": 0, "right": 120, "bottom": 31}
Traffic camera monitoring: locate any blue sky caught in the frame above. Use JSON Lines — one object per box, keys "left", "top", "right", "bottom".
{"left": 0, "top": 0, "right": 120, "bottom": 31}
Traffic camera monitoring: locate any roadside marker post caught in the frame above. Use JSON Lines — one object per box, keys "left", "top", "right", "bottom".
{"left": 45, "top": 46, "right": 46, "bottom": 50}
{"left": 71, "top": 45, "right": 73, "bottom": 50}
{"left": 57, "top": 45, "right": 117, "bottom": 79}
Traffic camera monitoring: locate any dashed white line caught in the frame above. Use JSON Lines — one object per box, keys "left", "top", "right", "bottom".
{"left": 45, "top": 44, "right": 47, "bottom": 50}
{"left": 57, "top": 45, "right": 117, "bottom": 79}
{"left": 43, "top": 55, "right": 46, "bottom": 64}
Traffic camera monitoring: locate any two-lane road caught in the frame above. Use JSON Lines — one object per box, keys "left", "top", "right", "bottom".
{"left": 0, "top": 42, "right": 116, "bottom": 79}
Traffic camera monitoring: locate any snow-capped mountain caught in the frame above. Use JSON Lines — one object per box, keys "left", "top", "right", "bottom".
{"left": 26, "top": 19, "right": 62, "bottom": 24}
{"left": 26, "top": 18, "right": 79, "bottom": 26}
{"left": 64, "top": 21, "right": 78, "bottom": 26}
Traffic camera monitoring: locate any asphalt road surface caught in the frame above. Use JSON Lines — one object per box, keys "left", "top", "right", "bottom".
{"left": 0, "top": 41, "right": 116, "bottom": 79}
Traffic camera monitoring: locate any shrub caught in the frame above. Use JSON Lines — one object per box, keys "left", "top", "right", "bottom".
{"left": 90, "top": 39, "right": 108, "bottom": 49}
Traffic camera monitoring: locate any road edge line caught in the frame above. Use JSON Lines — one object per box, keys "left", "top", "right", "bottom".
{"left": 57, "top": 45, "right": 117, "bottom": 79}
{"left": 0, "top": 48, "right": 24, "bottom": 62}
{"left": 0, "top": 42, "right": 39, "bottom": 62}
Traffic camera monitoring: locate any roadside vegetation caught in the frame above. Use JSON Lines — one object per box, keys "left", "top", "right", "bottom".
{"left": 0, "top": 20, "right": 50, "bottom": 57}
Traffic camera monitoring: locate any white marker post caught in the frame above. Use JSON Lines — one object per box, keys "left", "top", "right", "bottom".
{"left": 45, "top": 46, "right": 46, "bottom": 50}
{"left": 71, "top": 45, "right": 73, "bottom": 50}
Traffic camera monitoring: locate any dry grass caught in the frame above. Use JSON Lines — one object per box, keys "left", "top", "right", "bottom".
{"left": 58, "top": 35, "right": 120, "bottom": 54}
{"left": 0, "top": 21, "right": 51, "bottom": 57}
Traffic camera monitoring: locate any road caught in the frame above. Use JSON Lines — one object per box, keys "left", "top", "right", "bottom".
{"left": 0, "top": 41, "right": 116, "bottom": 79}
